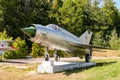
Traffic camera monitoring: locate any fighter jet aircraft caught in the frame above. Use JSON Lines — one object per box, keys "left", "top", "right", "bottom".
{"left": 21, "top": 24, "right": 108, "bottom": 62}
{"left": 0, "top": 40, "right": 17, "bottom": 55}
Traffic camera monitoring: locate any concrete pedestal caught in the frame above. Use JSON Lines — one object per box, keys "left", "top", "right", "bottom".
{"left": 38, "top": 61, "right": 96, "bottom": 73}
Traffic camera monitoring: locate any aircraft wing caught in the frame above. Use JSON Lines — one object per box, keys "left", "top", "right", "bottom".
{"left": 0, "top": 40, "right": 17, "bottom": 51}
{"left": 0, "top": 40, "right": 14, "bottom": 42}
{"left": 66, "top": 40, "right": 111, "bottom": 50}
{"left": 0, "top": 47, "right": 17, "bottom": 51}
{"left": 77, "top": 44, "right": 110, "bottom": 49}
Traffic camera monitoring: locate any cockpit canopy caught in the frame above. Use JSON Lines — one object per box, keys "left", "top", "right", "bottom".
{"left": 46, "top": 24, "right": 77, "bottom": 38}
{"left": 46, "top": 24, "right": 59, "bottom": 30}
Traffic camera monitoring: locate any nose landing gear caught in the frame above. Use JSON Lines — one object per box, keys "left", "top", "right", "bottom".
{"left": 44, "top": 47, "right": 60, "bottom": 61}
{"left": 45, "top": 47, "right": 50, "bottom": 61}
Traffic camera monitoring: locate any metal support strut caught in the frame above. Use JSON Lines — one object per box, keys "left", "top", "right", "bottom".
{"left": 54, "top": 49, "right": 60, "bottom": 61}
{"left": 45, "top": 47, "right": 50, "bottom": 61}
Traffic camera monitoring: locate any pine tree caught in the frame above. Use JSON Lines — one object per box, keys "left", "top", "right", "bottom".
{"left": 109, "top": 28, "right": 120, "bottom": 49}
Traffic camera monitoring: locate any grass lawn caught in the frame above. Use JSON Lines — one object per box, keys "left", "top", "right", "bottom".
{"left": 0, "top": 58, "right": 120, "bottom": 80}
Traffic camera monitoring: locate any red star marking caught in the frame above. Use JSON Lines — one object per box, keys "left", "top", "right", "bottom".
{"left": 1, "top": 44, "right": 4, "bottom": 47}
{"left": 11, "top": 46, "right": 18, "bottom": 50}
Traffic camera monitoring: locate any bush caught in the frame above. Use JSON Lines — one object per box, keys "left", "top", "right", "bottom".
{"left": 3, "top": 37, "right": 28, "bottom": 59}
{"left": 30, "top": 43, "right": 45, "bottom": 58}
{"left": 30, "top": 42, "right": 73, "bottom": 58}
{"left": 56, "top": 50, "right": 72, "bottom": 57}
{"left": 48, "top": 50, "right": 72, "bottom": 57}
{"left": 0, "top": 30, "right": 12, "bottom": 40}
{"left": 109, "top": 29, "right": 120, "bottom": 50}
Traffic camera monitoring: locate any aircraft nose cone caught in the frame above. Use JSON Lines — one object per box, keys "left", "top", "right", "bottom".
{"left": 21, "top": 26, "right": 36, "bottom": 37}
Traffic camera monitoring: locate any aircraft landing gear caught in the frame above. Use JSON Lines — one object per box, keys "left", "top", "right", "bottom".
{"left": 85, "top": 48, "right": 92, "bottom": 62}
{"left": 45, "top": 47, "right": 50, "bottom": 61}
{"left": 85, "top": 54, "right": 91, "bottom": 62}
{"left": 54, "top": 49, "right": 60, "bottom": 61}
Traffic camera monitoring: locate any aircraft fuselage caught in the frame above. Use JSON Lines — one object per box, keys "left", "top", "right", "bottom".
{"left": 21, "top": 24, "right": 92, "bottom": 54}
{"left": 30, "top": 24, "right": 80, "bottom": 52}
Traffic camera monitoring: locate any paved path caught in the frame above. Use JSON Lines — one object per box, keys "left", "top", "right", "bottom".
{"left": 0, "top": 57, "right": 81, "bottom": 64}
{"left": 1, "top": 57, "right": 120, "bottom": 64}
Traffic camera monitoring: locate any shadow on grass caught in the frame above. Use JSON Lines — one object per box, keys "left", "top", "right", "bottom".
{"left": 0, "top": 60, "right": 27, "bottom": 64}
{"left": 96, "top": 61, "right": 116, "bottom": 67}
{"left": 62, "top": 61, "right": 116, "bottom": 76}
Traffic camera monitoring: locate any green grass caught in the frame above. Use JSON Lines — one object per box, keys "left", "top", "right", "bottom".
{"left": 63, "top": 58, "right": 120, "bottom": 80}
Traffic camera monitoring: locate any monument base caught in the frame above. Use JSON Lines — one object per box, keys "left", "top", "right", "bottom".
{"left": 38, "top": 61, "right": 96, "bottom": 73}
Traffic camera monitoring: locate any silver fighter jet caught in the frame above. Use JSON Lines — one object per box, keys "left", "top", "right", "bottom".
{"left": 21, "top": 24, "right": 108, "bottom": 62}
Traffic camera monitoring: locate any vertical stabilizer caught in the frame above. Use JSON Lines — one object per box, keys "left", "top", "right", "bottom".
{"left": 79, "top": 30, "right": 93, "bottom": 45}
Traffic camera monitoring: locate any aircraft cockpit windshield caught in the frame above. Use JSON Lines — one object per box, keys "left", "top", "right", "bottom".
{"left": 46, "top": 24, "right": 59, "bottom": 30}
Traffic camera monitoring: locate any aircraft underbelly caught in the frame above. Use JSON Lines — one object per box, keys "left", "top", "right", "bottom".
{"left": 48, "top": 41, "right": 71, "bottom": 51}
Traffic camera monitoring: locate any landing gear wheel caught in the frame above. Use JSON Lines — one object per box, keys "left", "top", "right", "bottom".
{"left": 45, "top": 53, "right": 49, "bottom": 61}
{"left": 45, "top": 47, "right": 50, "bottom": 61}
{"left": 85, "top": 54, "right": 90, "bottom": 62}
{"left": 55, "top": 53, "right": 60, "bottom": 61}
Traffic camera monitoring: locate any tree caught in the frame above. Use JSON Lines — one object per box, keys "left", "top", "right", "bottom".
{"left": 0, "top": 0, "right": 52, "bottom": 38}
{"left": 89, "top": 0, "right": 120, "bottom": 46}
{"left": 90, "top": 0, "right": 103, "bottom": 26}
{"left": 0, "top": 0, "right": 3, "bottom": 31}
{"left": 53, "top": 0, "right": 92, "bottom": 36}
{"left": 116, "top": 11, "right": 120, "bottom": 35}
{"left": 49, "top": 0, "right": 63, "bottom": 24}
{"left": 92, "top": 31, "right": 104, "bottom": 46}
{"left": 101, "top": 0, "right": 119, "bottom": 29}
{"left": 109, "top": 28, "right": 120, "bottom": 49}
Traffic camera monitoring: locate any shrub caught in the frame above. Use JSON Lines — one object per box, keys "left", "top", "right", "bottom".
{"left": 109, "top": 29, "right": 120, "bottom": 50}
{"left": 30, "top": 43, "right": 45, "bottom": 58}
{"left": 30, "top": 42, "right": 73, "bottom": 58}
{"left": 3, "top": 37, "right": 28, "bottom": 59}
{"left": 0, "top": 30, "right": 12, "bottom": 40}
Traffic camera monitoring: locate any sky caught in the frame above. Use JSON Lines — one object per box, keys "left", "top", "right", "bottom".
{"left": 114, "top": 0, "right": 120, "bottom": 9}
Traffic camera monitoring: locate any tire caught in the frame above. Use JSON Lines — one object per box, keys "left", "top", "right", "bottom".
{"left": 85, "top": 54, "right": 90, "bottom": 62}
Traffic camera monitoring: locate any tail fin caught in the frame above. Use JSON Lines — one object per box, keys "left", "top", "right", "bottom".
{"left": 79, "top": 30, "right": 93, "bottom": 45}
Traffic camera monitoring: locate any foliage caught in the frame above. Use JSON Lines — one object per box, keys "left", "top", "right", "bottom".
{"left": 30, "top": 44, "right": 72, "bottom": 58}
{"left": 0, "top": 0, "right": 120, "bottom": 58}
{"left": 109, "top": 28, "right": 120, "bottom": 49}
{"left": 53, "top": 0, "right": 92, "bottom": 36}
{"left": 0, "top": 56, "right": 2, "bottom": 60}
{"left": 92, "top": 31, "right": 108, "bottom": 46}
{"left": 57, "top": 50, "right": 71, "bottom": 57}
{"left": 49, "top": 0, "right": 63, "bottom": 24}
{"left": 31, "top": 42, "right": 72, "bottom": 58}
{"left": 0, "top": 0, "right": 52, "bottom": 38}
{"left": 101, "top": 0, "right": 118, "bottom": 26}
{"left": 3, "top": 37, "right": 28, "bottom": 59}
{"left": 30, "top": 43, "right": 45, "bottom": 58}
{"left": 0, "top": 30, "right": 12, "bottom": 40}
{"left": 49, "top": 50, "right": 72, "bottom": 57}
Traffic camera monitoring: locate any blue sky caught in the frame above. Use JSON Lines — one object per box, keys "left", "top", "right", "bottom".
{"left": 114, "top": 0, "right": 120, "bottom": 9}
